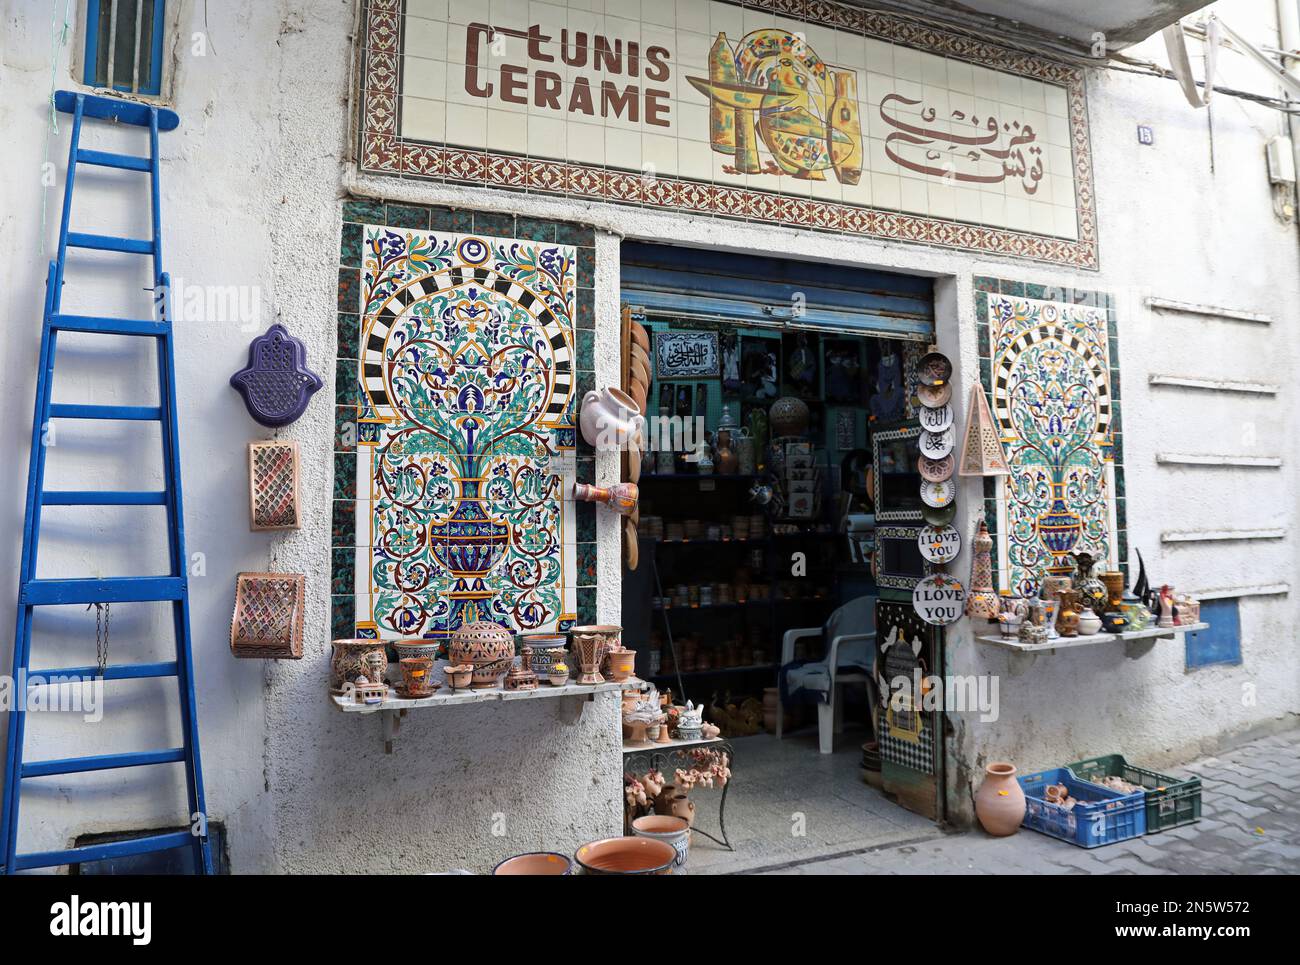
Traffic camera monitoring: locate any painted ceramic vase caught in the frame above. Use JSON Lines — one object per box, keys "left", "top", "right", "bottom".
{"left": 448, "top": 620, "right": 514, "bottom": 689}
{"left": 1100, "top": 571, "right": 1126, "bottom": 611}
{"left": 517, "top": 633, "right": 566, "bottom": 677}
{"left": 1077, "top": 609, "right": 1103, "bottom": 636}
{"left": 571, "top": 630, "right": 607, "bottom": 685}
{"left": 631, "top": 814, "right": 691, "bottom": 875}
{"left": 572, "top": 482, "right": 639, "bottom": 515}
{"left": 605, "top": 647, "right": 636, "bottom": 682}
{"left": 579, "top": 386, "right": 643, "bottom": 450}
{"left": 974, "top": 762, "right": 1026, "bottom": 836}
{"left": 768, "top": 396, "right": 810, "bottom": 437}
{"left": 398, "top": 657, "right": 435, "bottom": 697}
{"left": 329, "top": 639, "right": 388, "bottom": 695}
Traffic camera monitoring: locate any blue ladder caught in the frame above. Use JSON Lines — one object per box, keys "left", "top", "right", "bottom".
{"left": 0, "top": 91, "right": 211, "bottom": 875}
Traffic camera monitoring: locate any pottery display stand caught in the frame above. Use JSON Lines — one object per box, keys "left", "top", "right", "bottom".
{"left": 622, "top": 736, "right": 734, "bottom": 851}
{"left": 331, "top": 681, "right": 625, "bottom": 754}
{"left": 975, "top": 621, "right": 1209, "bottom": 657}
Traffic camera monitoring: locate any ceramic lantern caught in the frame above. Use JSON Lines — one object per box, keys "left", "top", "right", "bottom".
{"left": 231, "top": 572, "right": 305, "bottom": 659}
{"left": 248, "top": 440, "right": 301, "bottom": 531}
{"left": 965, "top": 517, "right": 999, "bottom": 620}
{"left": 768, "top": 396, "right": 810, "bottom": 437}
{"left": 448, "top": 620, "right": 514, "bottom": 689}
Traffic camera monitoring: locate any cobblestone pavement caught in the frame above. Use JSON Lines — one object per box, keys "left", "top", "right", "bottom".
{"left": 761, "top": 728, "right": 1300, "bottom": 874}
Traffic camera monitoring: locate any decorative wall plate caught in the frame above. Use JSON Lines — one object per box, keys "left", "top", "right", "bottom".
{"left": 918, "top": 524, "right": 961, "bottom": 564}
{"left": 230, "top": 572, "right": 305, "bottom": 659}
{"left": 230, "top": 323, "right": 323, "bottom": 427}
{"left": 248, "top": 440, "right": 301, "bottom": 531}
{"left": 917, "top": 351, "right": 953, "bottom": 387}
{"left": 916, "top": 381, "right": 952, "bottom": 408}
{"left": 918, "top": 403, "right": 953, "bottom": 433}
{"left": 920, "top": 479, "right": 955, "bottom": 508}
{"left": 918, "top": 452, "right": 955, "bottom": 482}
{"left": 919, "top": 427, "right": 955, "bottom": 459}
{"left": 921, "top": 502, "right": 958, "bottom": 527}
{"left": 912, "top": 573, "right": 966, "bottom": 626}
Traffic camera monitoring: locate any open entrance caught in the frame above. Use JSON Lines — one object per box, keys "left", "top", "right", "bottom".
{"left": 619, "top": 242, "right": 946, "bottom": 872}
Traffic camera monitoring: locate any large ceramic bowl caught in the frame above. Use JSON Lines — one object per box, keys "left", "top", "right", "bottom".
{"left": 492, "top": 851, "right": 572, "bottom": 875}
{"left": 448, "top": 620, "right": 514, "bottom": 689}
{"left": 574, "top": 836, "right": 677, "bottom": 875}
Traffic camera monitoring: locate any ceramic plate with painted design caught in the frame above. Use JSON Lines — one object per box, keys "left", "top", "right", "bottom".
{"left": 913, "top": 574, "right": 966, "bottom": 625}
{"left": 918, "top": 524, "right": 961, "bottom": 564}
{"left": 916, "top": 381, "right": 952, "bottom": 408}
{"left": 920, "top": 479, "right": 955, "bottom": 508}
{"left": 919, "top": 427, "right": 955, "bottom": 459}
{"left": 918, "top": 403, "right": 953, "bottom": 433}
{"left": 921, "top": 502, "right": 958, "bottom": 527}
{"left": 918, "top": 452, "right": 955, "bottom": 482}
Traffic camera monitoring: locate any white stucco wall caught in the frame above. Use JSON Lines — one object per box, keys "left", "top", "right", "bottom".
{"left": 0, "top": 0, "right": 1295, "bottom": 872}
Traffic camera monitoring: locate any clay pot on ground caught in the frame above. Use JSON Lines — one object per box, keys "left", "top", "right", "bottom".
{"left": 492, "top": 852, "right": 573, "bottom": 875}
{"left": 448, "top": 620, "right": 514, "bottom": 689}
{"left": 574, "top": 836, "right": 677, "bottom": 875}
{"left": 631, "top": 814, "right": 691, "bottom": 875}
{"left": 329, "top": 639, "right": 388, "bottom": 695}
{"left": 974, "top": 762, "right": 1026, "bottom": 836}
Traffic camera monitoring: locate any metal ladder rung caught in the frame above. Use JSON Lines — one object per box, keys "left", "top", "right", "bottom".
{"left": 43, "top": 491, "right": 167, "bottom": 506}
{"left": 66, "top": 232, "right": 155, "bottom": 255}
{"left": 22, "top": 748, "right": 185, "bottom": 779}
{"left": 13, "top": 830, "right": 195, "bottom": 872}
{"left": 50, "top": 314, "right": 167, "bottom": 336}
{"left": 48, "top": 403, "right": 162, "bottom": 421}
{"left": 76, "top": 148, "right": 151, "bottom": 172}
{"left": 21, "top": 576, "right": 185, "bottom": 606}
{"left": 27, "top": 661, "right": 178, "bottom": 683}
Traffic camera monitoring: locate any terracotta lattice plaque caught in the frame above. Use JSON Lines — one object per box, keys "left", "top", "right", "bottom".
{"left": 230, "top": 572, "right": 305, "bottom": 659}
{"left": 248, "top": 440, "right": 301, "bottom": 531}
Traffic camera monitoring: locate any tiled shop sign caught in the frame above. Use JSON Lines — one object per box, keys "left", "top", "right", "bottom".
{"left": 359, "top": 0, "right": 1097, "bottom": 268}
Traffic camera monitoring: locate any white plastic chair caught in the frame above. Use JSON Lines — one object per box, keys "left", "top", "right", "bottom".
{"left": 775, "top": 596, "right": 877, "bottom": 754}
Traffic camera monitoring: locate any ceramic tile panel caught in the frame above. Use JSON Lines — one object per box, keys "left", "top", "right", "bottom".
{"left": 357, "top": 0, "right": 1096, "bottom": 267}
{"left": 345, "top": 220, "right": 580, "bottom": 639}
{"left": 975, "top": 279, "right": 1123, "bottom": 596}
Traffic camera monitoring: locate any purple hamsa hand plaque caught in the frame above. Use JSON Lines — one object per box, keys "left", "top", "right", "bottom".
{"left": 230, "top": 323, "right": 323, "bottom": 427}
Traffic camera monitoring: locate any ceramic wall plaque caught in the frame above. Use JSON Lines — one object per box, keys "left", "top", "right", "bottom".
{"left": 654, "top": 331, "right": 720, "bottom": 378}
{"left": 357, "top": 0, "right": 1098, "bottom": 268}
{"left": 912, "top": 573, "right": 966, "bottom": 626}
{"left": 919, "top": 427, "right": 956, "bottom": 459}
{"left": 918, "top": 452, "right": 955, "bottom": 482}
{"left": 979, "top": 286, "right": 1120, "bottom": 595}
{"left": 351, "top": 226, "right": 578, "bottom": 641}
{"left": 230, "top": 324, "right": 323, "bottom": 427}
{"left": 248, "top": 440, "right": 301, "bottom": 531}
{"left": 920, "top": 479, "right": 955, "bottom": 508}
{"left": 918, "top": 403, "right": 953, "bottom": 433}
{"left": 230, "top": 572, "right": 305, "bottom": 659}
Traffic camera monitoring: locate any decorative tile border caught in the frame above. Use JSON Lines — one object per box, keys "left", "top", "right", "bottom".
{"left": 974, "top": 277, "right": 1125, "bottom": 595}
{"left": 357, "top": 0, "right": 1098, "bottom": 269}
{"left": 331, "top": 200, "right": 599, "bottom": 641}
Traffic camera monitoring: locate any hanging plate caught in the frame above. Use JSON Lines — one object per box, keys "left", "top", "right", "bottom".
{"left": 921, "top": 501, "right": 958, "bottom": 527}
{"left": 920, "top": 478, "right": 955, "bottom": 508}
{"left": 918, "top": 402, "right": 954, "bottom": 433}
{"left": 918, "top": 452, "right": 955, "bottom": 482}
{"left": 917, "top": 381, "right": 953, "bottom": 408}
{"left": 917, "top": 351, "right": 953, "bottom": 387}
{"left": 918, "top": 524, "right": 961, "bottom": 564}
{"left": 919, "top": 427, "right": 956, "bottom": 459}
{"left": 913, "top": 573, "right": 966, "bottom": 626}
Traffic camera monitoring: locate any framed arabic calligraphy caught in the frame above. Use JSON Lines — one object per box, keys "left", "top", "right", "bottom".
{"left": 359, "top": 0, "right": 1097, "bottom": 268}
{"left": 654, "top": 331, "right": 720, "bottom": 378}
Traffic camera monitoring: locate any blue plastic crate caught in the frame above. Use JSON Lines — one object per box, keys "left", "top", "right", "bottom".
{"left": 1018, "top": 767, "right": 1146, "bottom": 848}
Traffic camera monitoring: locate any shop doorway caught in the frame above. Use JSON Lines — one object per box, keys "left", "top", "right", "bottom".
{"left": 620, "top": 243, "right": 944, "bottom": 871}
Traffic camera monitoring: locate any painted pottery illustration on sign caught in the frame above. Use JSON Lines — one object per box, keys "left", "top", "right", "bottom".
{"left": 351, "top": 225, "right": 578, "bottom": 640}
{"left": 982, "top": 289, "right": 1119, "bottom": 597}
{"left": 360, "top": 0, "right": 1097, "bottom": 268}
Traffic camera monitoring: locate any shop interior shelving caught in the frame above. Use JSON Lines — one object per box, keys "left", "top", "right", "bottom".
{"left": 975, "top": 621, "right": 1210, "bottom": 655}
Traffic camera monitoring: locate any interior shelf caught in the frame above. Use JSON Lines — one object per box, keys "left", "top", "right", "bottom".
{"left": 975, "top": 622, "right": 1209, "bottom": 654}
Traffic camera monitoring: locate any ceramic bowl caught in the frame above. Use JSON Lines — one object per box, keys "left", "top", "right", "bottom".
{"left": 916, "top": 381, "right": 953, "bottom": 408}
{"left": 917, "top": 351, "right": 953, "bottom": 387}
{"left": 574, "top": 837, "right": 677, "bottom": 875}
{"left": 393, "top": 639, "right": 441, "bottom": 661}
{"left": 918, "top": 453, "right": 955, "bottom": 482}
{"left": 493, "top": 852, "right": 573, "bottom": 875}
{"left": 921, "top": 501, "right": 957, "bottom": 526}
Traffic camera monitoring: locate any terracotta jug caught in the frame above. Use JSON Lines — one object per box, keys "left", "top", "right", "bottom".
{"left": 974, "top": 762, "right": 1025, "bottom": 836}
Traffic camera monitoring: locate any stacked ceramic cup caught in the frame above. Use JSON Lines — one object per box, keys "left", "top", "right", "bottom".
{"left": 912, "top": 349, "right": 967, "bottom": 627}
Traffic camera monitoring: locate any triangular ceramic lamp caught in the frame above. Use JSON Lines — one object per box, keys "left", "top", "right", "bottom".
{"left": 957, "top": 384, "right": 1010, "bottom": 476}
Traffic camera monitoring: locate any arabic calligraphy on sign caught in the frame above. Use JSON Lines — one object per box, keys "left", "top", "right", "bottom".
{"left": 687, "top": 30, "right": 862, "bottom": 184}
{"left": 654, "top": 331, "right": 721, "bottom": 378}
{"left": 879, "top": 93, "right": 1045, "bottom": 194}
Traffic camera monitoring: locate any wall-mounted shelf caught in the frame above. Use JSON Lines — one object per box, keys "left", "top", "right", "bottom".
{"left": 976, "top": 622, "right": 1209, "bottom": 655}
{"left": 331, "top": 681, "right": 628, "bottom": 752}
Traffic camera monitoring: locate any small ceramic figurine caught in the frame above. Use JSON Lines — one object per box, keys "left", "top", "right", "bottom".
{"left": 1158, "top": 585, "right": 1175, "bottom": 628}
